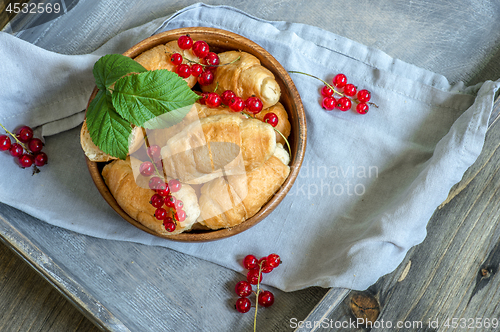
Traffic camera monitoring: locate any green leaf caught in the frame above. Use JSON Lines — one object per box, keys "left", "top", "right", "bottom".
{"left": 111, "top": 70, "right": 200, "bottom": 129}
{"left": 86, "top": 90, "right": 132, "bottom": 160}
{"left": 93, "top": 54, "right": 147, "bottom": 91}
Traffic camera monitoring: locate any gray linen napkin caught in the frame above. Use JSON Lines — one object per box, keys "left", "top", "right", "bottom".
{"left": 1, "top": 3, "right": 499, "bottom": 291}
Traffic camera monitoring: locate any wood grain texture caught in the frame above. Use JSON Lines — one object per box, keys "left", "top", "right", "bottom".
{"left": 0, "top": 241, "right": 100, "bottom": 332}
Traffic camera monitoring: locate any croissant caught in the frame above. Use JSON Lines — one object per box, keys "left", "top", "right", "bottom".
{"left": 134, "top": 40, "right": 200, "bottom": 88}
{"left": 80, "top": 120, "right": 144, "bottom": 162}
{"left": 201, "top": 51, "right": 281, "bottom": 109}
{"left": 254, "top": 102, "right": 291, "bottom": 146}
{"left": 161, "top": 114, "right": 276, "bottom": 184}
{"left": 197, "top": 146, "right": 290, "bottom": 229}
{"left": 101, "top": 157, "right": 200, "bottom": 235}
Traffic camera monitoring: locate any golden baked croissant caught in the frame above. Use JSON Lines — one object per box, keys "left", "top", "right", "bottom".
{"left": 197, "top": 146, "right": 290, "bottom": 229}
{"left": 255, "top": 102, "right": 291, "bottom": 146}
{"left": 102, "top": 157, "right": 200, "bottom": 235}
{"left": 201, "top": 51, "right": 281, "bottom": 109}
{"left": 160, "top": 114, "right": 276, "bottom": 184}
{"left": 134, "top": 40, "right": 200, "bottom": 88}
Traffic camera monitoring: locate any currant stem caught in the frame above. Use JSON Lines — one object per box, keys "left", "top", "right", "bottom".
{"left": 253, "top": 262, "right": 264, "bottom": 332}
{"left": 0, "top": 122, "right": 30, "bottom": 152}
{"left": 288, "top": 71, "right": 345, "bottom": 98}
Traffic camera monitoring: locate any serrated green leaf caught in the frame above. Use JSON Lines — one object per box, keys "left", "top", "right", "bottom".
{"left": 111, "top": 70, "right": 200, "bottom": 129}
{"left": 93, "top": 54, "right": 147, "bottom": 91}
{"left": 86, "top": 90, "right": 132, "bottom": 160}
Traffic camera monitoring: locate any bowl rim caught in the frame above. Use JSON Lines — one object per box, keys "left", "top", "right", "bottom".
{"left": 85, "top": 27, "right": 307, "bottom": 242}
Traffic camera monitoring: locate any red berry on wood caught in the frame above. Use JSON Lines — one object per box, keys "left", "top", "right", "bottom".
{"left": 0, "top": 135, "right": 11, "bottom": 151}
{"left": 192, "top": 40, "right": 209, "bottom": 58}
{"left": 235, "top": 281, "right": 253, "bottom": 297}
{"left": 258, "top": 291, "right": 274, "bottom": 307}
{"left": 235, "top": 297, "right": 251, "bottom": 313}
{"left": 177, "top": 35, "right": 193, "bottom": 50}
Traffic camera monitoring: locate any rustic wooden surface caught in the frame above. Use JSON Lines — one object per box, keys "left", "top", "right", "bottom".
{"left": 2, "top": 1, "right": 500, "bottom": 331}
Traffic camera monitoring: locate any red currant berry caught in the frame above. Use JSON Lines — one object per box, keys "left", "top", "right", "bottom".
{"left": 221, "top": 90, "right": 236, "bottom": 105}
{"left": 28, "top": 138, "right": 43, "bottom": 153}
{"left": 235, "top": 281, "right": 253, "bottom": 297}
{"left": 333, "top": 74, "right": 347, "bottom": 88}
{"left": 176, "top": 64, "right": 191, "bottom": 78}
{"left": 228, "top": 97, "right": 246, "bottom": 112}
{"left": 321, "top": 85, "right": 334, "bottom": 97}
{"left": 356, "top": 102, "right": 369, "bottom": 114}
{"left": 245, "top": 97, "right": 263, "bottom": 114}
{"left": 168, "top": 179, "right": 182, "bottom": 192}
{"left": 163, "top": 217, "right": 176, "bottom": 232}
{"left": 148, "top": 176, "right": 164, "bottom": 190}
{"left": 190, "top": 63, "right": 203, "bottom": 77}
{"left": 198, "top": 70, "right": 214, "bottom": 86}
{"left": 156, "top": 184, "right": 170, "bottom": 197}
{"left": 17, "top": 126, "right": 33, "bottom": 142}
{"left": 177, "top": 35, "right": 193, "bottom": 50}
{"left": 0, "top": 135, "right": 11, "bottom": 151}
{"left": 174, "top": 199, "right": 183, "bottom": 210}
{"left": 258, "top": 290, "right": 274, "bottom": 307}
{"left": 263, "top": 112, "right": 278, "bottom": 127}
{"left": 357, "top": 89, "right": 371, "bottom": 103}
{"left": 205, "top": 92, "right": 222, "bottom": 108}
{"left": 155, "top": 207, "right": 167, "bottom": 220}
{"left": 322, "top": 96, "right": 336, "bottom": 110}
{"left": 34, "top": 152, "right": 48, "bottom": 167}
{"left": 150, "top": 194, "right": 164, "bottom": 208}
{"left": 266, "top": 254, "right": 281, "bottom": 268}
{"left": 192, "top": 40, "right": 209, "bottom": 58}
{"left": 165, "top": 195, "right": 176, "bottom": 208}
{"left": 170, "top": 53, "right": 183, "bottom": 65}
{"left": 258, "top": 258, "right": 273, "bottom": 273}
{"left": 243, "top": 255, "right": 258, "bottom": 270}
{"left": 203, "top": 52, "right": 220, "bottom": 67}
{"left": 198, "top": 92, "right": 208, "bottom": 105}
{"left": 9, "top": 143, "right": 23, "bottom": 157}
{"left": 147, "top": 145, "right": 161, "bottom": 161}
{"left": 235, "top": 297, "right": 251, "bottom": 313}
{"left": 19, "top": 154, "right": 34, "bottom": 168}
{"left": 247, "top": 268, "right": 262, "bottom": 285}
{"left": 336, "top": 97, "right": 352, "bottom": 111}
{"left": 139, "top": 161, "right": 155, "bottom": 176}
{"left": 175, "top": 209, "right": 186, "bottom": 222}
{"left": 343, "top": 83, "right": 357, "bottom": 97}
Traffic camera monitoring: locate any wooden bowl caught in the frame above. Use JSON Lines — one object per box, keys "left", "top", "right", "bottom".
{"left": 85, "top": 27, "right": 306, "bottom": 241}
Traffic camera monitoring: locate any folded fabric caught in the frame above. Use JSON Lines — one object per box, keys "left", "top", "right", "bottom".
{"left": 0, "top": 3, "right": 499, "bottom": 291}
